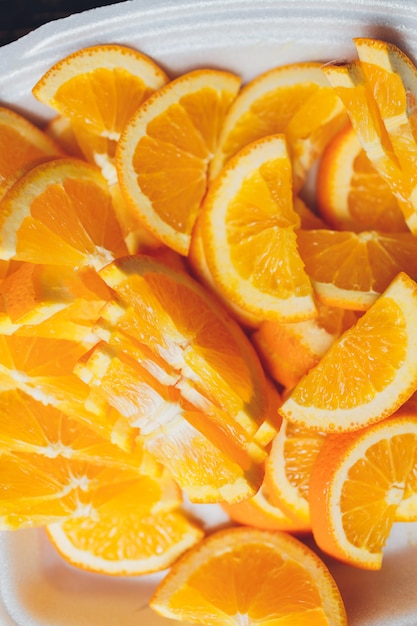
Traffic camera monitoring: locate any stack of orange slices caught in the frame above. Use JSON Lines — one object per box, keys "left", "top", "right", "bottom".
{"left": 0, "top": 35, "right": 417, "bottom": 625}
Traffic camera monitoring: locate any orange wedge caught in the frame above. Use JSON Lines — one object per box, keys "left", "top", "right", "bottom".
{"left": 297, "top": 228, "right": 417, "bottom": 310}
{"left": 116, "top": 69, "right": 241, "bottom": 254}
{"left": 46, "top": 507, "right": 203, "bottom": 575}
{"left": 323, "top": 59, "right": 417, "bottom": 233}
{"left": 0, "top": 451, "right": 179, "bottom": 530}
{"left": 76, "top": 341, "right": 265, "bottom": 503}
{"left": 0, "top": 333, "right": 136, "bottom": 449}
{"left": 309, "top": 413, "right": 417, "bottom": 569}
{"left": 279, "top": 272, "right": 417, "bottom": 432}
{"left": 32, "top": 44, "right": 169, "bottom": 180}
{"left": 0, "top": 263, "right": 110, "bottom": 342}
{"left": 317, "top": 123, "right": 407, "bottom": 232}
{"left": 197, "top": 134, "right": 317, "bottom": 323}
{"left": 0, "top": 105, "right": 62, "bottom": 200}
{"left": 0, "top": 157, "right": 128, "bottom": 269}
{"left": 210, "top": 62, "right": 347, "bottom": 191}
{"left": 150, "top": 527, "right": 348, "bottom": 625}
{"left": 222, "top": 475, "right": 311, "bottom": 533}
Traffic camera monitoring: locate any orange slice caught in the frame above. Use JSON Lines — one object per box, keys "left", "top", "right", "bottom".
{"left": 265, "top": 419, "right": 326, "bottom": 525}
{"left": 317, "top": 123, "right": 407, "bottom": 232}
{"left": 46, "top": 507, "right": 203, "bottom": 575}
{"left": 0, "top": 388, "right": 146, "bottom": 470}
{"left": 297, "top": 228, "right": 417, "bottom": 310}
{"left": 0, "top": 334, "right": 136, "bottom": 449}
{"left": 116, "top": 69, "right": 241, "bottom": 254}
{"left": 322, "top": 59, "right": 417, "bottom": 233}
{"left": 198, "top": 134, "right": 317, "bottom": 323}
{"left": 150, "top": 526, "right": 348, "bottom": 625}
{"left": 252, "top": 302, "right": 357, "bottom": 389}
{"left": 97, "top": 255, "right": 272, "bottom": 441}
{"left": 309, "top": 413, "right": 417, "bottom": 569}
{"left": 0, "top": 157, "right": 128, "bottom": 269}
{"left": 354, "top": 38, "right": 417, "bottom": 200}
{"left": 76, "top": 341, "right": 265, "bottom": 504}
{"left": 0, "top": 263, "right": 110, "bottom": 342}
{"left": 0, "top": 452, "right": 179, "bottom": 530}
{"left": 210, "top": 62, "right": 347, "bottom": 191}
{"left": 0, "top": 105, "right": 62, "bottom": 200}
{"left": 32, "top": 44, "right": 169, "bottom": 180}
{"left": 279, "top": 272, "right": 417, "bottom": 432}
{"left": 222, "top": 474, "right": 311, "bottom": 533}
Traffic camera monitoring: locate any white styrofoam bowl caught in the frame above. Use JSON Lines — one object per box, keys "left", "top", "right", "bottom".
{"left": 1, "top": 1, "right": 417, "bottom": 625}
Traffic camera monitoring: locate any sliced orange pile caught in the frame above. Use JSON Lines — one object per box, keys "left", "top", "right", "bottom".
{"left": 3, "top": 36, "right": 417, "bottom": 618}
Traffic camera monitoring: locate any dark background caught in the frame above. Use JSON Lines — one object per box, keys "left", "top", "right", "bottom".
{"left": 0, "top": 0, "right": 126, "bottom": 47}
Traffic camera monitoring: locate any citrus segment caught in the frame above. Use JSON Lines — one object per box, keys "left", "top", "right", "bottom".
{"left": 279, "top": 272, "right": 417, "bottom": 432}
{"left": 309, "top": 414, "right": 417, "bottom": 569}
{"left": 150, "top": 527, "right": 348, "bottom": 625}
{"left": 0, "top": 158, "right": 128, "bottom": 269}
{"left": 317, "top": 123, "right": 407, "bottom": 232}
{"left": 199, "top": 135, "right": 316, "bottom": 323}
{"left": 297, "top": 228, "right": 417, "bottom": 310}
{"left": 116, "top": 69, "right": 241, "bottom": 254}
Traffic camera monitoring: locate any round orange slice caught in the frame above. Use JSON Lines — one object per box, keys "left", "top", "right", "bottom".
{"left": 309, "top": 413, "right": 417, "bottom": 569}
{"left": 150, "top": 526, "right": 348, "bottom": 625}
{"left": 279, "top": 272, "right": 417, "bottom": 432}
{"left": 199, "top": 134, "right": 317, "bottom": 323}
{"left": 116, "top": 68, "right": 241, "bottom": 255}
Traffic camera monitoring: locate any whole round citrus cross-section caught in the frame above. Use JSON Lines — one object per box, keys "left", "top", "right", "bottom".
{"left": 279, "top": 272, "right": 417, "bottom": 432}
{"left": 116, "top": 68, "right": 241, "bottom": 255}
{"left": 199, "top": 134, "right": 316, "bottom": 323}
{"left": 150, "top": 526, "right": 348, "bottom": 625}
{"left": 309, "top": 413, "right": 417, "bottom": 569}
